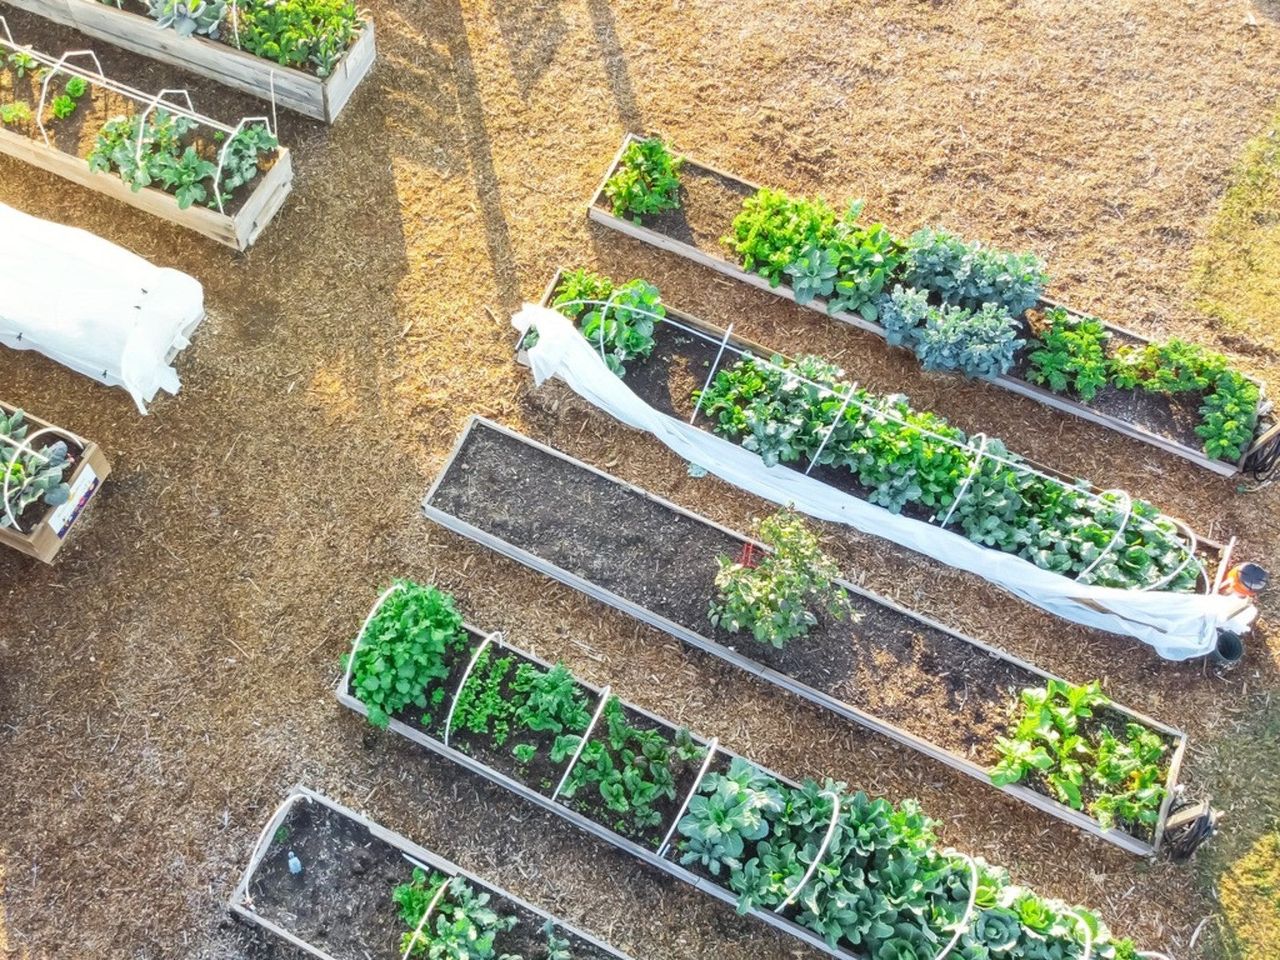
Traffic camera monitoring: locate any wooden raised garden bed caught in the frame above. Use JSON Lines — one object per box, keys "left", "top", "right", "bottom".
{"left": 3, "top": 0, "right": 376, "bottom": 122}
{"left": 0, "top": 401, "right": 109, "bottom": 563}
{"left": 230, "top": 786, "right": 635, "bottom": 960}
{"left": 421, "top": 416, "right": 1193, "bottom": 858}
{"left": 587, "top": 133, "right": 1278, "bottom": 478}
{"left": 337, "top": 594, "right": 1149, "bottom": 960}
{"left": 0, "top": 34, "right": 292, "bottom": 250}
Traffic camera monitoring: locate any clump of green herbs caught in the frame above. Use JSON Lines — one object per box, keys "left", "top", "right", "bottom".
{"left": 550, "top": 268, "right": 663, "bottom": 376}
{"left": 990, "top": 679, "right": 1169, "bottom": 833}
{"left": 344, "top": 580, "right": 471, "bottom": 728}
{"left": 604, "top": 136, "right": 683, "bottom": 221}
{"left": 709, "top": 509, "right": 848, "bottom": 648}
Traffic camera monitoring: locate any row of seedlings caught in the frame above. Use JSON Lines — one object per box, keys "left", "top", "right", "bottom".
{"left": 231, "top": 786, "right": 636, "bottom": 960}
{"left": 0, "top": 24, "right": 291, "bottom": 249}
{"left": 0, "top": 401, "right": 109, "bottom": 562}
{"left": 421, "top": 416, "right": 1217, "bottom": 859}
{"left": 587, "top": 133, "right": 1280, "bottom": 479}
{"left": 4, "top": 0, "right": 375, "bottom": 121}
{"left": 337, "top": 578, "right": 1171, "bottom": 960}
{"left": 513, "top": 267, "right": 1259, "bottom": 658}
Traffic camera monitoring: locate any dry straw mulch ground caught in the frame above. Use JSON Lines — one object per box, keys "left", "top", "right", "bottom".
{"left": 2, "top": 1, "right": 1280, "bottom": 958}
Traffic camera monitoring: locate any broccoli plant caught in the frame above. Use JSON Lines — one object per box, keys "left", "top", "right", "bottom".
{"left": 146, "top": 0, "right": 227, "bottom": 38}
{"left": 343, "top": 580, "right": 472, "bottom": 728}
{"left": 1027, "top": 308, "right": 1111, "bottom": 400}
{"left": 214, "top": 123, "right": 278, "bottom": 206}
{"left": 603, "top": 137, "right": 683, "bottom": 221}
{"left": 911, "top": 301, "right": 1023, "bottom": 379}
{"left": 904, "top": 226, "right": 1047, "bottom": 316}
{"left": 0, "top": 409, "right": 71, "bottom": 528}
{"left": 551, "top": 268, "right": 663, "bottom": 376}
{"left": 709, "top": 510, "right": 847, "bottom": 648}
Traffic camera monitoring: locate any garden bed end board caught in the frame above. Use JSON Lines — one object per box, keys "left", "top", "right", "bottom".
{"left": 230, "top": 785, "right": 636, "bottom": 960}
{"left": 336, "top": 627, "right": 867, "bottom": 960}
{"left": 0, "top": 402, "right": 109, "bottom": 563}
{"left": 422, "top": 415, "right": 1189, "bottom": 858}
{"left": 1, "top": 0, "right": 377, "bottom": 122}
{"left": 586, "top": 132, "right": 1260, "bottom": 478}
{"left": 0, "top": 123, "right": 292, "bottom": 250}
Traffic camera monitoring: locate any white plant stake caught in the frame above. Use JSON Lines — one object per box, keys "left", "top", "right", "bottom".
{"left": 939, "top": 434, "right": 990, "bottom": 529}
{"left": 805, "top": 387, "right": 856, "bottom": 475}
{"left": 213, "top": 115, "right": 274, "bottom": 215}
{"left": 1066, "top": 910, "right": 1094, "bottom": 960}
{"left": 690, "top": 322, "right": 735, "bottom": 425}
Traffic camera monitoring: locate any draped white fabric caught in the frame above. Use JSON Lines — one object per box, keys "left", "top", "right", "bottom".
{"left": 0, "top": 202, "right": 204, "bottom": 414}
{"left": 514, "top": 303, "right": 1256, "bottom": 659}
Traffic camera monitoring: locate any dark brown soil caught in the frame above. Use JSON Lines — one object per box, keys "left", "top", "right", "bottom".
{"left": 248, "top": 798, "right": 624, "bottom": 960}
{"left": 611, "top": 156, "right": 1226, "bottom": 461}
{"left": 426, "top": 420, "right": 1176, "bottom": 842}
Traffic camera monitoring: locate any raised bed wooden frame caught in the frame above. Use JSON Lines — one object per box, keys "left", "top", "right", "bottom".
{"left": 2, "top": 0, "right": 376, "bottom": 122}
{"left": 0, "top": 400, "right": 110, "bottom": 563}
{"left": 422, "top": 416, "right": 1191, "bottom": 858}
{"left": 230, "top": 786, "right": 637, "bottom": 960}
{"left": 587, "top": 133, "right": 1277, "bottom": 478}
{"left": 338, "top": 614, "right": 1142, "bottom": 960}
{"left": 0, "top": 30, "right": 293, "bottom": 249}
{"left": 526, "top": 266, "right": 1233, "bottom": 591}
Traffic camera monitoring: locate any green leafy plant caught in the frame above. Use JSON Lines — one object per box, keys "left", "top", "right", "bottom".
{"left": 343, "top": 580, "right": 471, "bottom": 728}
{"left": 709, "top": 509, "right": 848, "bottom": 648}
{"left": 512, "top": 662, "right": 591, "bottom": 736}
{"left": 726, "top": 187, "right": 838, "bottom": 285}
{"left": 1198, "top": 369, "right": 1260, "bottom": 462}
{"left": 904, "top": 226, "right": 1048, "bottom": 316}
{"left": 910, "top": 301, "right": 1022, "bottom": 379}
{"left": 450, "top": 649, "right": 517, "bottom": 745}
{"left": 1027, "top": 307, "right": 1111, "bottom": 401}
{"left": 64, "top": 76, "right": 88, "bottom": 100}
{"left": 214, "top": 123, "right": 277, "bottom": 204}
{"left": 551, "top": 268, "right": 663, "bottom": 376}
{"left": 7, "top": 50, "right": 39, "bottom": 79}
{"left": 394, "top": 870, "right": 517, "bottom": 959}
{"left": 50, "top": 94, "right": 77, "bottom": 120}
{"left": 678, "top": 757, "right": 782, "bottom": 874}
{"left": 604, "top": 137, "right": 683, "bottom": 221}
{"left": 146, "top": 0, "right": 227, "bottom": 38}
{"left": 88, "top": 110, "right": 197, "bottom": 193}
{"left": 542, "top": 921, "right": 572, "bottom": 960}
{"left": 0, "top": 409, "right": 71, "bottom": 528}
{"left": 989, "top": 680, "right": 1168, "bottom": 832}
{"left": 0, "top": 102, "right": 32, "bottom": 126}
{"left": 236, "top": 0, "right": 361, "bottom": 77}
{"left": 154, "top": 145, "right": 217, "bottom": 209}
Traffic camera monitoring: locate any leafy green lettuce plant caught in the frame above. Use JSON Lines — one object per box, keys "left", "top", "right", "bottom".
{"left": 236, "top": 0, "right": 360, "bottom": 77}
{"left": 709, "top": 509, "right": 847, "bottom": 648}
{"left": 604, "top": 137, "right": 683, "bottom": 221}
{"left": 344, "top": 580, "right": 471, "bottom": 728}
{"left": 551, "top": 268, "right": 663, "bottom": 376}
{"left": 0, "top": 409, "right": 71, "bottom": 528}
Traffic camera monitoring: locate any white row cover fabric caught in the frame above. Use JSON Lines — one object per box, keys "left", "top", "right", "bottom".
{"left": 514, "top": 304, "right": 1256, "bottom": 660}
{"left": 0, "top": 202, "right": 204, "bottom": 414}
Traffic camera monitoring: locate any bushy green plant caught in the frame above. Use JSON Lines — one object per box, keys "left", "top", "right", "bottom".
{"left": 1027, "top": 307, "right": 1111, "bottom": 400}
{"left": 0, "top": 102, "right": 32, "bottom": 126}
{"left": 556, "top": 698, "right": 704, "bottom": 838}
{"left": 7, "top": 50, "right": 39, "bottom": 79}
{"left": 64, "top": 76, "right": 88, "bottom": 99}
{"left": 552, "top": 269, "right": 663, "bottom": 376}
{"left": 825, "top": 218, "right": 903, "bottom": 321}
{"left": 904, "top": 227, "right": 1048, "bottom": 316}
{"left": 694, "top": 352, "right": 1201, "bottom": 591}
{"left": 990, "top": 680, "right": 1168, "bottom": 832}
{"left": 604, "top": 137, "right": 683, "bottom": 221}
{"left": 877, "top": 284, "right": 932, "bottom": 346}
{"left": 343, "top": 580, "right": 471, "bottom": 728}
{"left": 146, "top": 0, "right": 226, "bottom": 38}
{"left": 215, "top": 123, "right": 277, "bottom": 204}
{"left": 1198, "top": 369, "right": 1260, "bottom": 462}
{"left": 678, "top": 757, "right": 783, "bottom": 874}
{"left": 709, "top": 510, "right": 847, "bottom": 648}
{"left": 911, "top": 301, "right": 1022, "bottom": 379}
{"left": 451, "top": 649, "right": 517, "bottom": 745}
{"left": 0, "top": 409, "right": 71, "bottom": 527}
{"left": 236, "top": 0, "right": 361, "bottom": 77}
{"left": 50, "top": 94, "right": 76, "bottom": 120}
{"left": 394, "top": 870, "right": 517, "bottom": 959}
{"left": 512, "top": 662, "right": 591, "bottom": 735}
{"left": 726, "top": 187, "right": 838, "bottom": 285}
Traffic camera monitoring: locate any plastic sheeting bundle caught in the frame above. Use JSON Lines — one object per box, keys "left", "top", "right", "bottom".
{"left": 0, "top": 202, "right": 204, "bottom": 414}
{"left": 513, "top": 303, "right": 1256, "bottom": 659}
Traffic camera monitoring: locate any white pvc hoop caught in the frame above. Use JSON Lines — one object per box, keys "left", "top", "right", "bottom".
{"left": 340, "top": 582, "right": 407, "bottom": 693}
{"left": 232, "top": 791, "right": 310, "bottom": 907}
{"left": 133, "top": 87, "right": 196, "bottom": 168}
{"left": 442, "top": 632, "right": 503, "bottom": 748}
{"left": 2, "top": 426, "right": 68, "bottom": 533}
{"left": 551, "top": 686, "right": 613, "bottom": 801}
{"left": 1066, "top": 910, "right": 1094, "bottom": 960}
{"left": 930, "top": 853, "right": 979, "bottom": 960}
{"left": 1136, "top": 952, "right": 1173, "bottom": 960}
{"left": 656, "top": 738, "right": 719, "bottom": 857}
{"left": 689, "top": 322, "right": 735, "bottom": 425}
{"left": 938, "top": 433, "right": 989, "bottom": 529}
{"left": 212, "top": 115, "right": 275, "bottom": 214}
{"left": 1075, "top": 489, "right": 1133, "bottom": 582}
{"left": 35, "top": 50, "right": 104, "bottom": 147}
{"left": 775, "top": 790, "right": 841, "bottom": 913}
{"left": 543, "top": 298, "right": 1206, "bottom": 592}
{"left": 805, "top": 387, "right": 857, "bottom": 476}
{"left": 399, "top": 876, "right": 451, "bottom": 960}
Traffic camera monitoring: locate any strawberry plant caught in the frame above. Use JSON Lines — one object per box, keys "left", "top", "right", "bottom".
{"left": 709, "top": 509, "right": 847, "bottom": 648}
{"left": 1027, "top": 308, "right": 1110, "bottom": 400}
{"left": 551, "top": 269, "right": 663, "bottom": 376}
{"left": 990, "top": 680, "right": 1169, "bottom": 833}
{"left": 604, "top": 137, "right": 683, "bottom": 221}
{"left": 0, "top": 409, "right": 71, "bottom": 527}
{"left": 344, "top": 580, "right": 471, "bottom": 728}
